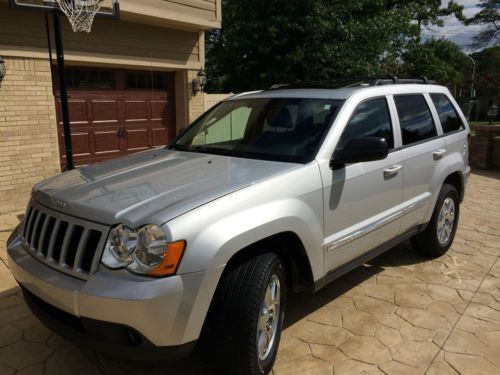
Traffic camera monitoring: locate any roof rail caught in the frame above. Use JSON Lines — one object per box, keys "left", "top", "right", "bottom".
{"left": 372, "top": 76, "right": 436, "bottom": 86}
{"left": 267, "top": 76, "right": 437, "bottom": 90}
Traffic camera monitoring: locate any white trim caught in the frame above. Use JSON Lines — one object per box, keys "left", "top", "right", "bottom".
{"left": 0, "top": 45, "right": 203, "bottom": 71}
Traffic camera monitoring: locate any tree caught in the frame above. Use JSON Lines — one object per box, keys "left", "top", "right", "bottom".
{"left": 471, "top": 46, "right": 500, "bottom": 98}
{"left": 466, "top": 0, "right": 500, "bottom": 48}
{"left": 206, "top": 0, "right": 464, "bottom": 93}
{"left": 401, "top": 38, "right": 468, "bottom": 89}
{"left": 386, "top": 0, "right": 465, "bottom": 40}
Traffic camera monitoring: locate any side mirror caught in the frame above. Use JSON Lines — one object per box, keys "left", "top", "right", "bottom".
{"left": 330, "top": 137, "right": 389, "bottom": 168}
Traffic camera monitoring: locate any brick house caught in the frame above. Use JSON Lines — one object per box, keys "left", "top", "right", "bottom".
{"left": 0, "top": 0, "right": 220, "bottom": 215}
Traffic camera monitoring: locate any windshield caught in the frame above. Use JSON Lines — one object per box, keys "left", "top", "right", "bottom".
{"left": 169, "top": 98, "right": 344, "bottom": 163}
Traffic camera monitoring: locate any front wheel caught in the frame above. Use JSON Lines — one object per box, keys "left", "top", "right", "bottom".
{"left": 205, "top": 253, "right": 286, "bottom": 374}
{"left": 411, "top": 183, "right": 460, "bottom": 257}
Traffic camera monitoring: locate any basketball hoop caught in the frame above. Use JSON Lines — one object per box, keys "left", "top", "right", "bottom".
{"left": 55, "top": 0, "right": 105, "bottom": 33}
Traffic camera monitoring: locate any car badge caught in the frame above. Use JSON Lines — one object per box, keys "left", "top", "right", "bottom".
{"left": 55, "top": 199, "right": 67, "bottom": 208}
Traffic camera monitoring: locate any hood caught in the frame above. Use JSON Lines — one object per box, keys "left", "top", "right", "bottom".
{"left": 32, "top": 149, "right": 299, "bottom": 227}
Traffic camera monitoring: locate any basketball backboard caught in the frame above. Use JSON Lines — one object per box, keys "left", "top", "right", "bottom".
{"left": 9, "top": 0, "right": 119, "bottom": 19}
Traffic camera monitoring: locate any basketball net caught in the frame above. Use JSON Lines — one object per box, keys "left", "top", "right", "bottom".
{"left": 55, "top": 0, "right": 104, "bottom": 33}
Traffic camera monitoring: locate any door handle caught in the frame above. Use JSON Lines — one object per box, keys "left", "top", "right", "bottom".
{"left": 383, "top": 164, "right": 403, "bottom": 178}
{"left": 433, "top": 149, "right": 447, "bottom": 160}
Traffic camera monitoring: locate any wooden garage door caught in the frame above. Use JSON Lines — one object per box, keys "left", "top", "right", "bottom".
{"left": 54, "top": 68, "right": 176, "bottom": 169}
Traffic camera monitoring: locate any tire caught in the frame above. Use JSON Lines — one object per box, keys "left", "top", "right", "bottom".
{"left": 411, "top": 183, "right": 460, "bottom": 257}
{"left": 204, "top": 253, "right": 286, "bottom": 375}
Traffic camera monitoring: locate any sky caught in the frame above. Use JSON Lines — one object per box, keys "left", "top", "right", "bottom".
{"left": 421, "top": 0, "right": 485, "bottom": 52}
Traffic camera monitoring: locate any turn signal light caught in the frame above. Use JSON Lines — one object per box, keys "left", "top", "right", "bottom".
{"left": 147, "top": 240, "right": 186, "bottom": 277}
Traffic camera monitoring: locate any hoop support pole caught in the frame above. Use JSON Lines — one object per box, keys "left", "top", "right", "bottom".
{"left": 53, "top": 10, "right": 74, "bottom": 171}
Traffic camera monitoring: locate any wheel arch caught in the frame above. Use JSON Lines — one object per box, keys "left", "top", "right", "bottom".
{"left": 443, "top": 171, "right": 465, "bottom": 202}
{"left": 221, "top": 231, "right": 316, "bottom": 294}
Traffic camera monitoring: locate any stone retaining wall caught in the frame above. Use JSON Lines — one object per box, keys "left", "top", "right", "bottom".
{"left": 470, "top": 125, "right": 500, "bottom": 171}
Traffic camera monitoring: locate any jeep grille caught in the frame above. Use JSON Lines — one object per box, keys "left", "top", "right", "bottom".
{"left": 21, "top": 201, "right": 109, "bottom": 279}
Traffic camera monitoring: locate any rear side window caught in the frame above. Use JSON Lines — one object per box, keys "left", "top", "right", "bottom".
{"left": 338, "top": 98, "right": 394, "bottom": 149}
{"left": 431, "top": 94, "right": 465, "bottom": 134}
{"left": 395, "top": 95, "right": 437, "bottom": 146}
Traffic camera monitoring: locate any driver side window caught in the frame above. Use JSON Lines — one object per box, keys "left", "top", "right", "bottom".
{"left": 337, "top": 98, "right": 394, "bottom": 150}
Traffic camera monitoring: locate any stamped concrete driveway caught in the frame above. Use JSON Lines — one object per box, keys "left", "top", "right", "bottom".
{"left": 0, "top": 171, "right": 499, "bottom": 375}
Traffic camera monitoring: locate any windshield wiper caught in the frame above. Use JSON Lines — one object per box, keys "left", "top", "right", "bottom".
{"left": 169, "top": 144, "right": 190, "bottom": 151}
{"left": 194, "top": 145, "right": 245, "bottom": 158}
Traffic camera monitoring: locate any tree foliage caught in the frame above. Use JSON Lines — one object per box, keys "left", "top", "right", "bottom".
{"left": 206, "top": 0, "right": 464, "bottom": 92}
{"left": 471, "top": 46, "right": 500, "bottom": 98}
{"left": 466, "top": 0, "right": 500, "bottom": 48}
{"left": 389, "top": 0, "right": 465, "bottom": 39}
{"left": 401, "top": 38, "right": 468, "bottom": 88}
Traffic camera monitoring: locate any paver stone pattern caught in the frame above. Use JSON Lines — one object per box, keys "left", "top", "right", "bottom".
{"left": 0, "top": 171, "right": 499, "bottom": 374}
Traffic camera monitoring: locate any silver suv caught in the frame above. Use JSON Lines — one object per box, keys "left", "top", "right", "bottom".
{"left": 7, "top": 80, "right": 470, "bottom": 374}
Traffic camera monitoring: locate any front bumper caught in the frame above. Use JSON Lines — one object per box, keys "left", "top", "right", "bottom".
{"left": 7, "top": 233, "right": 224, "bottom": 359}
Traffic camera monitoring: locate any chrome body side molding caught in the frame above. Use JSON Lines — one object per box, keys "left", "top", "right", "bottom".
{"left": 326, "top": 195, "right": 429, "bottom": 253}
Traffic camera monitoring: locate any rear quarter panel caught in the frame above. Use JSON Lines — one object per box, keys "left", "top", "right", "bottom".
{"left": 423, "top": 91, "right": 470, "bottom": 222}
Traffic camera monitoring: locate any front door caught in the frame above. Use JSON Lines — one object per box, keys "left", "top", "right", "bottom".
{"left": 321, "top": 97, "right": 404, "bottom": 272}
{"left": 54, "top": 67, "right": 176, "bottom": 169}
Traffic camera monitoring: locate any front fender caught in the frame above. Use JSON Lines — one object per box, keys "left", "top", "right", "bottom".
{"left": 184, "top": 199, "right": 323, "bottom": 280}
{"left": 168, "top": 161, "right": 325, "bottom": 281}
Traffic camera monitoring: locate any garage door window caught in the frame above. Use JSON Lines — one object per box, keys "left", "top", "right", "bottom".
{"left": 126, "top": 72, "right": 168, "bottom": 90}
{"left": 64, "top": 68, "right": 114, "bottom": 89}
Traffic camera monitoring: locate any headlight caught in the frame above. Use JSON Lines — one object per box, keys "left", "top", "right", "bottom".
{"left": 102, "top": 224, "right": 185, "bottom": 277}
{"left": 102, "top": 224, "right": 137, "bottom": 269}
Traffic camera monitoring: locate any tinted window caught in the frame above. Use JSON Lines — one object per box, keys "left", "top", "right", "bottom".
{"left": 338, "top": 98, "right": 394, "bottom": 149}
{"left": 395, "top": 95, "right": 437, "bottom": 146}
{"left": 431, "top": 94, "right": 464, "bottom": 134}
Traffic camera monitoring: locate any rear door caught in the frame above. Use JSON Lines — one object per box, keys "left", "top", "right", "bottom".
{"left": 429, "top": 93, "right": 468, "bottom": 170}
{"left": 392, "top": 94, "right": 447, "bottom": 232}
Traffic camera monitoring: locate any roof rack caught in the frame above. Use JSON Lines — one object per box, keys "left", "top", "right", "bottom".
{"left": 371, "top": 76, "right": 436, "bottom": 86}
{"left": 267, "top": 76, "right": 437, "bottom": 90}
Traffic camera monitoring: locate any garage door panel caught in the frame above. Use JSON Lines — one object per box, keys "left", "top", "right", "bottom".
{"left": 152, "top": 128, "right": 168, "bottom": 147}
{"left": 151, "top": 100, "right": 171, "bottom": 120}
{"left": 56, "top": 68, "right": 176, "bottom": 169}
{"left": 126, "top": 129, "right": 150, "bottom": 151}
{"left": 125, "top": 100, "right": 149, "bottom": 121}
{"left": 56, "top": 100, "right": 89, "bottom": 125}
{"left": 70, "top": 100, "right": 90, "bottom": 124}
{"left": 94, "top": 130, "right": 121, "bottom": 154}
{"left": 91, "top": 100, "right": 119, "bottom": 123}
{"left": 72, "top": 132, "right": 92, "bottom": 156}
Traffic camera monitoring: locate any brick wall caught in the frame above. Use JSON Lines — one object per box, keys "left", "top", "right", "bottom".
{"left": 0, "top": 56, "right": 60, "bottom": 215}
{"left": 187, "top": 69, "right": 206, "bottom": 124}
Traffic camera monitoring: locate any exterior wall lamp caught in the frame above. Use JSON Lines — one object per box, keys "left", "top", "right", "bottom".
{"left": 0, "top": 57, "right": 6, "bottom": 82}
{"left": 488, "top": 103, "right": 498, "bottom": 124}
{"left": 192, "top": 68, "right": 207, "bottom": 96}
